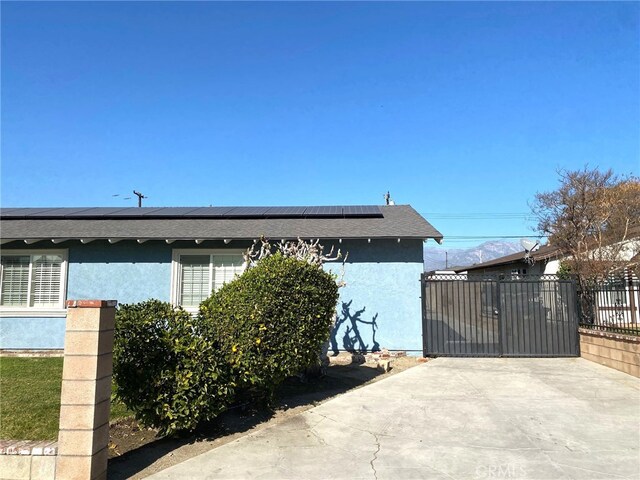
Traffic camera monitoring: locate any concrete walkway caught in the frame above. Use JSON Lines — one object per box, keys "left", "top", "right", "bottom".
{"left": 148, "top": 358, "right": 640, "bottom": 480}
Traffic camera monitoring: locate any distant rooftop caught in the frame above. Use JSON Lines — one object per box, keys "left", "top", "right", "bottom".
{"left": 453, "top": 244, "right": 561, "bottom": 272}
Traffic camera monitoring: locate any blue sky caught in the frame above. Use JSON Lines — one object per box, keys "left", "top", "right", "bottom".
{"left": 2, "top": 2, "right": 638, "bottom": 248}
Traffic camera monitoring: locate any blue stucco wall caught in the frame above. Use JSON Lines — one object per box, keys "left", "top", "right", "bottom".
{"left": 0, "top": 317, "right": 67, "bottom": 349}
{"left": 0, "top": 240, "right": 177, "bottom": 349}
{"left": 324, "top": 240, "right": 424, "bottom": 353}
{"left": 67, "top": 241, "right": 173, "bottom": 303}
{"left": 1, "top": 239, "right": 425, "bottom": 352}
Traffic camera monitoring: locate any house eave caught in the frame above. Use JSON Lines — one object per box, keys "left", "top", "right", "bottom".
{"left": 1, "top": 235, "right": 439, "bottom": 245}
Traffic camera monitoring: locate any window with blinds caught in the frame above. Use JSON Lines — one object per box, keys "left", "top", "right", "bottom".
{"left": 179, "top": 255, "right": 211, "bottom": 307}
{"left": 212, "top": 255, "right": 245, "bottom": 292}
{"left": 175, "top": 251, "right": 245, "bottom": 308}
{"left": 0, "top": 252, "right": 67, "bottom": 309}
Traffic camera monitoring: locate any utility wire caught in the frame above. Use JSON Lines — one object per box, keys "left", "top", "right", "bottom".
{"left": 444, "top": 235, "right": 540, "bottom": 239}
{"left": 420, "top": 212, "right": 534, "bottom": 220}
{"left": 422, "top": 213, "right": 531, "bottom": 216}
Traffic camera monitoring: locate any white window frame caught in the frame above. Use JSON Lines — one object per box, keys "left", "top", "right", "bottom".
{"left": 170, "top": 249, "right": 246, "bottom": 312}
{"left": 0, "top": 249, "right": 68, "bottom": 317}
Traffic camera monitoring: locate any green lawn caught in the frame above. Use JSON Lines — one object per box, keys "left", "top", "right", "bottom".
{"left": 0, "top": 357, "right": 131, "bottom": 440}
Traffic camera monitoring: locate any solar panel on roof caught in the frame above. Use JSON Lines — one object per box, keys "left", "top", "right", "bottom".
{"left": 343, "top": 205, "right": 382, "bottom": 217}
{"left": 265, "top": 207, "right": 307, "bottom": 217}
{"left": 0, "top": 208, "right": 21, "bottom": 215}
{"left": 225, "top": 207, "right": 271, "bottom": 217}
{"left": 136, "top": 208, "right": 170, "bottom": 216}
{"left": 23, "top": 208, "right": 60, "bottom": 217}
{"left": 1, "top": 208, "right": 53, "bottom": 218}
{"left": 20, "top": 208, "right": 90, "bottom": 218}
{"left": 0, "top": 205, "right": 383, "bottom": 220}
{"left": 304, "top": 207, "right": 317, "bottom": 216}
{"left": 363, "top": 205, "right": 381, "bottom": 215}
{"left": 304, "top": 206, "right": 343, "bottom": 217}
{"left": 142, "top": 207, "right": 202, "bottom": 217}
{"left": 67, "top": 207, "right": 130, "bottom": 217}
{"left": 108, "top": 207, "right": 166, "bottom": 216}
{"left": 183, "top": 207, "right": 233, "bottom": 217}
{"left": 342, "top": 206, "right": 360, "bottom": 216}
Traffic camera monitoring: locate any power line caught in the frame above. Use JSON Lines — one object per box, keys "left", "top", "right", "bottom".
{"left": 438, "top": 240, "right": 536, "bottom": 244}
{"left": 429, "top": 234, "right": 546, "bottom": 245}
{"left": 444, "top": 235, "right": 541, "bottom": 239}
{"left": 420, "top": 212, "right": 531, "bottom": 214}
{"left": 420, "top": 212, "right": 534, "bottom": 220}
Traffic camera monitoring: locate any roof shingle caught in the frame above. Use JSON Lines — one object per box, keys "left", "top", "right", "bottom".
{"left": 453, "top": 244, "right": 561, "bottom": 272}
{"left": 0, "top": 205, "right": 442, "bottom": 242}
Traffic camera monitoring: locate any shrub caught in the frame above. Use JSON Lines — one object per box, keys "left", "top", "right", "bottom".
{"left": 113, "top": 300, "right": 233, "bottom": 435}
{"left": 200, "top": 253, "right": 339, "bottom": 402}
{"left": 556, "top": 261, "right": 573, "bottom": 280}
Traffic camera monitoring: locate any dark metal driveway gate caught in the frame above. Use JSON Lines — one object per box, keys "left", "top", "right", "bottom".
{"left": 421, "top": 274, "right": 580, "bottom": 357}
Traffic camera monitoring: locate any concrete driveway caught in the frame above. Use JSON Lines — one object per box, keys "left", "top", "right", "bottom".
{"left": 148, "top": 358, "right": 640, "bottom": 480}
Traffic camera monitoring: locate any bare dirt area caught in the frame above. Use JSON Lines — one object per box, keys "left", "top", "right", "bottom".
{"left": 107, "top": 353, "right": 425, "bottom": 480}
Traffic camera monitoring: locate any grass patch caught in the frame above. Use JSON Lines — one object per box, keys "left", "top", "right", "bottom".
{"left": 0, "top": 357, "right": 63, "bottom": 440}
{"left": 0, "top": 357, "right": 131, "bottom": 440}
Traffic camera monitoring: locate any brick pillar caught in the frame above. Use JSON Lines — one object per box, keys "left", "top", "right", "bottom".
{"left": 56, "top": 300, "right": 117, "bottom": 480}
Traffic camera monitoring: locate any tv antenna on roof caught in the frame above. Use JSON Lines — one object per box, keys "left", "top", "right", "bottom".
{"left": 520, "top": 238, "right": 540, "bottom": 265}
{"left": 133, "top": 190, "right": 148, "bottom": 208}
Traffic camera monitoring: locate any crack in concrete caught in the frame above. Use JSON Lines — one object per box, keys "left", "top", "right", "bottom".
{"left": 369, "top": 432, "right": 380, "bottom": 480}
{"left": 311, "top": 411, "right": 387, "bottom": 479}
{"left": 308, "top": 427, "right": 328, "bottom": 447}
{"left": 306, "top": 417, "right": 364, "bottom": 459}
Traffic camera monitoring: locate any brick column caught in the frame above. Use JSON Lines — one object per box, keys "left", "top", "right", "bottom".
{"left": 56, "top": 300, "right": 117, "bottom": 480}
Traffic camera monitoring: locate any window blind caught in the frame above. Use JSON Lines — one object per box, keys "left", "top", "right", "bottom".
{"left": 180, "top": 255, "right": 211, "bottom": 307}
{"left": 1, "top": 256, "right": 30, "bottom": 307}
{"left": 212, "top": 255, "right": 245, "bottom": 292}
{"left": 177, "top": 253, "right": 245, "bottom": 308}
{"left": 31, "top": 254, "right": 63, "bottom": 307}
{"left": 0, "top": 253, "right": 64, "bottom": 308}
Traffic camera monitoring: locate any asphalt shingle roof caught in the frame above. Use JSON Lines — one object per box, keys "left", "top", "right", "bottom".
{"left": 0, "top": 205, "right": 443, "bottom": 242}
{"left": 453, "top": 244, "right": 562, "bottom": 272}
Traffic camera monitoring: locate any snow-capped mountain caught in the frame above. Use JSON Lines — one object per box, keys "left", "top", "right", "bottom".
{"left": 424, "top": 240, "right": 523, "bottom": 271}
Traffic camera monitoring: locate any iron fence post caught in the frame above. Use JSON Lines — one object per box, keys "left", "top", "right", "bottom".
{"left": 497, "top": 279, "right": 504, "bottom": 357}
{"left": 421, "top": 272, "right": 428, "bottom": 357}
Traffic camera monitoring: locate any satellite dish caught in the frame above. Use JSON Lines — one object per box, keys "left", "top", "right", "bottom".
{"left": 520, "top": 238, "right": 540, "bottom": 253}
{"left": 520, "top": 238, "right": 540, "bottom": 266}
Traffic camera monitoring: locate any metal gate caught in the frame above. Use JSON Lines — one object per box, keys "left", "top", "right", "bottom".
{"left": 421, "top": 274, "right": 580, "bottom": 357}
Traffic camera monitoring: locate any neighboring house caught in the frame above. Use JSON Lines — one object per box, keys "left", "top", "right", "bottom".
{"left": 454, "top": 227, "right": 640, "bottom": 279}
{"left": 0, "top": 205, "right": 443, "bottom": 353}
{"left": 452, "top": 244, "right": 563, "bottom": 278}
{"left": 453, "top": 239, "right": 640, "bottom": 326}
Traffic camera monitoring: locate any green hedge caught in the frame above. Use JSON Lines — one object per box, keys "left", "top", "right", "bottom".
{"left": 200, "top": 253, "right": 339, "bottom": 402}
{"left": 113, "top": 254, "right": 340, "bottom": 435}
{"left": 113, "top": 300, "right": 234, "bottom": 435}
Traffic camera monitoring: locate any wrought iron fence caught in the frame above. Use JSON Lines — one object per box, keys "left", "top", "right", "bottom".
{"left": 421, "top": 273, "right": 580, "bottom": 357}
{"left": 578, "top": 276, "right": 640, "bottom": 336}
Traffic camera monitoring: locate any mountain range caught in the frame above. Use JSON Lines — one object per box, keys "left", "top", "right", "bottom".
{"left": 424, "top": 240, "right": 523, "bottom": 272}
